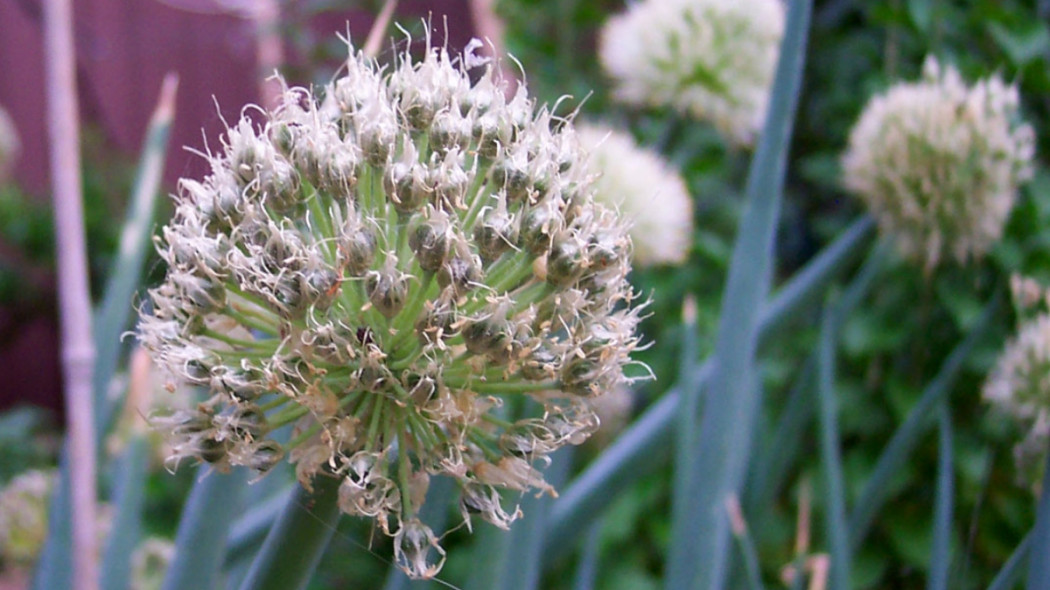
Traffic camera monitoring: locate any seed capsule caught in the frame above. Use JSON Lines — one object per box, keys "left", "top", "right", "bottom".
{"left": 416, "top": 292, "right": 458, "bottom": 344}
{"left": 198, "top": 436, "right": 229, "bottom": 464}
{"left": 437, "top": 252, "right": 480, "bottom": 296}
{"left": 366, "top": 266, "right": 410, "bottom": 318}
{"left": 248, "top": 440, "right": 285, "bottom": 473}
{"left": 474, "top": 208, "right": 517, "bottom": 262}
{"left": 521, "top": 345, "right": 560, "bottom": 381}
{"left": 300, "top": 266, "right": 340, "bottom": 308}
{"left": 228, "top": 405, "right": 269, "bottom": 438}
{"left": 384, "top": 162, "right": 428, "bottom": 214}
{"left": 339, "top": 226, "right": 377, "bottom": 276}
{"left": 547, "top": 235, "right": 587, "bottom": 287}
{"left": 519, "top": 202, "right": 558, "bottom": 256}
{"left": 409, "top": 215, "right": 452, "bottom": 273}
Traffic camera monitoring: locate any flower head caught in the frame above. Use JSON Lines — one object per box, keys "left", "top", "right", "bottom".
{"left": 598, "top": 0, "right": 785, "bottom": 146}
{"left": 0, "top": 469, "right": 54, "bottom": 567}
{"left": 138, "top": 32, "right": 643, "bottom": 578}
{"left": 842, "top": 58, "right": 1035, "bottom": 271}
{"left": 985, "top": 313, "right": 1050, "bottom": 479}
{"left": 577, "top": 123, "right": 692, "bottom": 266}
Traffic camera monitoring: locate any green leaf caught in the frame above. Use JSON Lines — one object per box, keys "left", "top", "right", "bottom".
{"left": 498, "top": 449, "right": 574, "bottom": 590}
{"left": 162, "top": 467, "right": 247, "bottom": 590}
{"left": 816, "top": 246, "right": 887, "bottom": 590}
{"left": 666, "top": 1, "right": 813, "bottom": 588}
{"left": 541, "top": 216, "right": 873, "bottom": 566}
{"left": 465, "top": 525, "right": 512, "bottom": 590}
{"left": 223, "top": 487, "right": 294, "bottom": 590}
{"left": 817, "top": 301, "right": 852, "bottom": 590}
{"left": 31, "top": 454, "right": 73, "bottom": 590}
{"left": 907, "top": 0, "right": 933, "bottom": 33}
{"left": 746, "top": 357, "right": 814, "bottom": 514}
{"left": 1027, "top": 448, "right": 1050, "bottom": 589}
{"left": 236, "top": 476, "right": 341, "bottom": 590}
{"left": 224, "top": 486, "right": 292, "bottom": 570}
{"left": 729, "top": 498, "right": 766, "bottom": 590}
{"left": 94, "top": 73, "right": 179, "bottom": 436}
{"left": 848, "top": 294, "right": 1000, "bottom": 549}
{"left": 99, "top": 436, "right": 150, "bottom": 590}
{"left": 572, "top": 519, "right": 604, "bottom": 590}
{"left": 672, "top": 299, "right": 703, "bottom": 546}
{"left": 987, "top": 21, "right": 1050, "bottom": 68}
{"left": 988, "top": 531, "right": 1030, "bottom": 590}
{"left": 927, "top": 404, "right": 953, "bottom": 590}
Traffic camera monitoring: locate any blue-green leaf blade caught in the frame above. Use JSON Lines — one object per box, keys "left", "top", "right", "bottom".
{"left": 94, "top": 73, "right": 178, "bottom": 435}
{"left": 99, "top": 436, "right": 150, "bottom": 590}
{"left": 989, "top": 531, "right": 1030, "bottom": 590}
{"left": 928, "top": 403, "right": 954, "bottom": 590}
{"left": 235, "top": 477, "right": 341, "bottom": 590}
{"left": 817, "top": 299, "right": 851, "bottom": 590}
{"left": 849, "top": 294, "right": 1000, "bottom": 548}
{"left": 498, "top": 449, "right": 573, "bottom": 590}
{"left": 666, "top": 1, "right": 813, "bottom": 588}
{"left": 162, "top": 467, "right": 246, "bottom": 590}
{"left": 1027, "top": 449, "right": 1050, "bottom": 589}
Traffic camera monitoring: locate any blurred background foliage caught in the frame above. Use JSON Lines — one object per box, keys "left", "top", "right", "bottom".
{"left": 494, "top": 1, "right": 1050, "bottom": 588}
{"left": 1, "top": 0, "right": 1049, "bottom": 588}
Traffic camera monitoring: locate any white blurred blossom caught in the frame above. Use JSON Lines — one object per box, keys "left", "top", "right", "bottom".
{"left": 131, "top": 537, "right": 175, "bottom": 590}
{"left": 985, "top": 313, "right": 1050, "bottom": 477}
{"left": 577, "top": 123, "right": 692, "bottom": 266}
{"left": 599, "top": 0, "right": 785, "bottom": 146}
{"left": 0, "top": 469, "right": 53, "bottom": 567}
{"left": 842, "top": 58, "right": 1035, "bottom": 271}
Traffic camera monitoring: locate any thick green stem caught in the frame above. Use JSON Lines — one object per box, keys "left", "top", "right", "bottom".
{"left": 237, "top": 476, "right": 342, "bottom": 590}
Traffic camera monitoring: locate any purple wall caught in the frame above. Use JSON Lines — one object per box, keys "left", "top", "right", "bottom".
{"left": 0, "top": 0, "right": 474, "bottom": 418}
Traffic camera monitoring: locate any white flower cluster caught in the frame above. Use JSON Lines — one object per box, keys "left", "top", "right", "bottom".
{"left": 138, "top": 34, "right": 644, "bottom": 578}
{"left": 576, "top": 123, "right": 692, "bottom": 266}
{"left": 0, "top": 469, "right": 53, "bottom": 567}
{"left": 598, "top": 0, "right": 785, "bottom": 146}
{"left": 985, "top": 313, "right": 1050, "bottom": 476}
{"left": 842, "top": 58, "right": 1036, "bottom": 271}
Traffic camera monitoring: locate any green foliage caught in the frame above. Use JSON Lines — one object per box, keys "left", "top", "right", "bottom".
{"left": 0, "top": 407, "right": 57, "bottom": 484}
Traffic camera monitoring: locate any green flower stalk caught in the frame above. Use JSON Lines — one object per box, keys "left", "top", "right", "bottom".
{"left": 138, "top": 32, "right": 643, "bottom": 578}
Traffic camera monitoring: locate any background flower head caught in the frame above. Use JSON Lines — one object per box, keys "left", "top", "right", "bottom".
{"left": 0, "top": 469, "right": 53, "bottom": 568}
{"left": 576, "top": 123, "right": 693, "bottom": 267}
{"left": 842, "top": 58, "right": 1035, "bottom": 271}
{"left": 985, "top": 312, "right": 1050, "bottom": 480}
{"left": 598, "top": 0, "right": 785, "bottom": 147}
